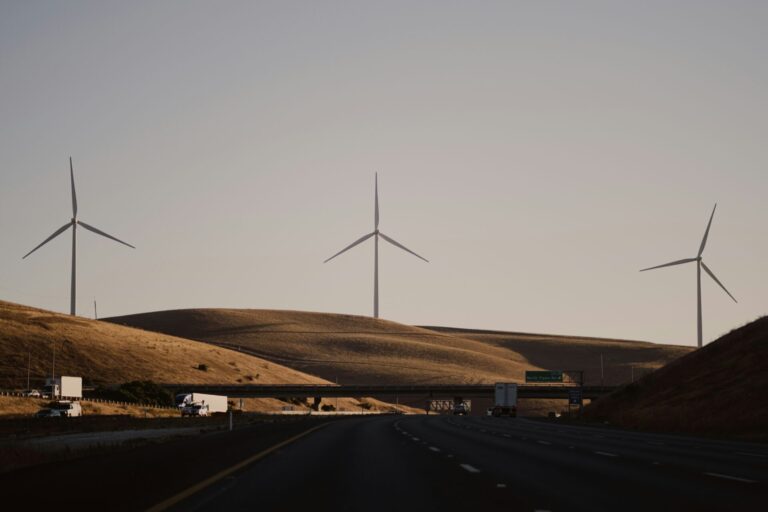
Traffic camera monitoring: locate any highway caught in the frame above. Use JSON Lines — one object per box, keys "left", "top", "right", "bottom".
{"left": 167, "top": 415, "right": 768, "bottom": 511}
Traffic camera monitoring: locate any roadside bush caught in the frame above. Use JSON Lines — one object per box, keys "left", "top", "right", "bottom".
{"left": 197, "top": 363, "right": 209, "bottom": 372}
{"left": 91, "top": 381, "right": 174, "bottom": 406}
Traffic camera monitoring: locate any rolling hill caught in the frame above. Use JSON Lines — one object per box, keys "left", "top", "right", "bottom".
{"left": 0, "top": 301, "right": 418, "bottom": 415}
{"left": 107, "top": 308, "right": 691, "bottom": 386}
{"left": 584, "top": 316, "right": 768, "bottom": 440}
{"left": 0, "top": 301, "right": 327, "bottom": 389}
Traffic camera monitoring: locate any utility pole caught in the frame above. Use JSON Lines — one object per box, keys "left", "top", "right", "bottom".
{"left": 94, "top": 299, "right": 98, "bottom": 320}
{"left": 600, "top": 353, "right": 604, "bottom": 387}
{"left": 51, "top": 340, "right": 56, "bottom": 398}
{"left": 27, "top": 348, "right": 31, "bottom": 391}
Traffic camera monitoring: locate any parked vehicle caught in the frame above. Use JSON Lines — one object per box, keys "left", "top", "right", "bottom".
{"left": 43, "top": 376, "right": 83, "bottom": 400}
{"left": 492, "top": 383, "right": 518, "bottom": 417}
{"left": 175, "top": 393, "right": 228, "bottom": 415}
{"left": 23, "top": 389, "right": 41, "bottom": 398}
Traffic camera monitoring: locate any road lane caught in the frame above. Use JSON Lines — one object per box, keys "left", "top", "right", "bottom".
{"left": 403, "top": 416, "right": 768, "bottom": 511}
{"left": 176, "top": 415, "right": 543, "bottom": 511}
{"left": 175, "top": 415, "right": 767, "bottom": 511}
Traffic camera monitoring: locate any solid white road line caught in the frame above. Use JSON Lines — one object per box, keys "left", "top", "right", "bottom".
{"left": 737, "top": 452, "right": 766, "bottom": 458}
{"left": 460, "top": 464, "right": 481, "bottom": 473}
{"left": 594, "top": 451, "right": 619, "bottom": 457}
{"left": 704, "top": 472, "right": 757, "bottom": 484}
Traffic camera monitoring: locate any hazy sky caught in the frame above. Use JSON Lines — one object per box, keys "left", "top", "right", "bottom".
{"left": 1, "top": 1, "right": 766, "bottom": 347}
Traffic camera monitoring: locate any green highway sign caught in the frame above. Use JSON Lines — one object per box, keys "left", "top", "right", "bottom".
{"left": 525, "top": 370, "right": 563, "bottom": 383}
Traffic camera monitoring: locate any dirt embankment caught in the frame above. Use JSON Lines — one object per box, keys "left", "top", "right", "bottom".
{"left": 585, "top": 316, "right": 768, "bottom": 441}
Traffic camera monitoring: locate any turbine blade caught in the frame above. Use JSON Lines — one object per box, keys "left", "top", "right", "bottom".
{"left": 324, "top": 231, "right": 375, "bottom": 263}
{"left": 70, "top": 157, "right": 78, "bottom": 217}
{"left": 77, "top": 221, "right": 135, "bottom": 249}
{"left": 378, "top": 232, "right": 429, "bottom": 262}
{"left": 701, "top": 261, "right": 737, "bottom": 303}
{"left": 375, "top": 173, "right": 379, "bottom": 229}
{"left": 639, "top": 258, "right": 697, "bottom": 272}
{"left": 22, "top": 223, "right": 72, "bottom": 259}
{"left": 698, "top": 203, "right": 717, "bottom": 257}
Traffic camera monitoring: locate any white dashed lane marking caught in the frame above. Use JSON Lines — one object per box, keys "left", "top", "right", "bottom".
{"left": 537, "top": 440, "right": 552, "bottom": 445}
{"left": 737, "top": 452, "right": 766, "bottom": 458}
{"left": 460, "top": 464, "right": 481, "bottom": 473}
{"left": 594, "top": 451, "right": 618, "bottom": 457}
{"left": 704, "top": 472, "right": 757, "bottom": 484}
{"left": 429, "top": 446, "right": 441, "bottom": 452}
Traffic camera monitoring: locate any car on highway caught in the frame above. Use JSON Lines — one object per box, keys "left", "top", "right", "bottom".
{"left": 453, "top": 403, "right": 469, "bottom": 415}
{"left": 35, "top": 401, "right": 82, "bottom": 418}
{"left": 23, "top": 389, "right": 41, "bottom": 398}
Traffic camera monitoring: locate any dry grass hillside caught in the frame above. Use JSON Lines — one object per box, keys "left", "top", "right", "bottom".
{"left": 424, "top": 326, "right": 692, "bottom": 385}
{"left": 107, "top": 308, "right": 690, "bottom": 386}
{"left": 585, "top": 316, "right": 768, "bottom": 441}
{"left": 0, "top": 300, "right": 332, "bottom": 389}
{"left": 107, "top": 309, "right": 534, "bottom": 384}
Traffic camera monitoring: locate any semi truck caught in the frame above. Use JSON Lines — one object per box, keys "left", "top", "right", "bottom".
{"left": 43, "top": 376, "right": 82, "bottom": 400}
{"left": 175, "top": 393, "right": 228, "bottom": 416}
{"left": 492, "top": 383, "right": 518, "bottom": 417}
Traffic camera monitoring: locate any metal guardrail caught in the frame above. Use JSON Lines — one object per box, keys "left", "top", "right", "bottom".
{"left": 0, "top": 390, "right": 177, "bottom": 410}
{"left": 159, "top": 384, "right": 618, "bottom": 399}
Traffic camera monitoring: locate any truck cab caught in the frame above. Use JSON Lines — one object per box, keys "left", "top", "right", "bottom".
{"left": 36, "top": 401, "right": 82, "bottom": 418}
{"left": 181, "top": 402, "right": 210, "bottom": 417}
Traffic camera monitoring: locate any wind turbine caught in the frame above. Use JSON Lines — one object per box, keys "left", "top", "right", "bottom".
{"left": 640, "top": 203, "right": 736, "bottom": 348}
{"left": 324, "top": 173, "right": 428, "bottom": 319}
{"left": 22, "top": 157, "right": 135, "bottom": 316}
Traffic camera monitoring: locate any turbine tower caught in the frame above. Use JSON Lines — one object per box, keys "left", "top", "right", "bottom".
{"left": 324, "top": 173, "right": 428, "bottom": 319}
{"left": 640, "top": 204, "right": 736, "bottom": 348}
{"left": 22, "top": 157, "right": 135, "bottom": 316}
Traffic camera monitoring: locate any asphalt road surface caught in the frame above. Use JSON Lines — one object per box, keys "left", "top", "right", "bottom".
{"left": 170, "top": 415, "right": 768, "bottom": 512}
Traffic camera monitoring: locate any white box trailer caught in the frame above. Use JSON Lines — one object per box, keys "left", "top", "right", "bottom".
{"left": 493, "top": 383, "right": 518, "bottom": 417}
{"left": 175, "top": 393, "right": 228, "bottom": 414}
{"left": 44, "top": 376, "right": 82, "bottom": 400}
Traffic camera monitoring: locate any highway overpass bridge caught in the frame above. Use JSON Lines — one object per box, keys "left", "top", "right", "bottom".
{"left": 161, "top": 384, "right": 618, "bottom": 400}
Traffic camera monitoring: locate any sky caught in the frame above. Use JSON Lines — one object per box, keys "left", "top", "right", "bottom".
{"left": 1, "top": 1, "right": 766, "bottom": 347}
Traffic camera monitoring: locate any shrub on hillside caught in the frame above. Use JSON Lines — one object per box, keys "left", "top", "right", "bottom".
{"left": 92, "top": 381, "right": 174, "bottom": 406}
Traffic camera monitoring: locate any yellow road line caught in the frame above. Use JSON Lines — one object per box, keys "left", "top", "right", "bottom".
{"left": 145, "top": 422, "right": 329, "bottom": 512}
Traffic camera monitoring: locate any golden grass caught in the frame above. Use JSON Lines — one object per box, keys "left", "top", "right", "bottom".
{"left": 107, "top": 308, "right": 691, "bottom": 386}
{"left": 0, "top": 396, "right": 178, "bottom": 418}
{"left": 0, "top": 300, "right": 332, "bottom": 389}
{"left": 585, "top": 316, "right": 768, "bottom": 440}
{"left": 428, "top": 326, "right": 692, "bottom": 385}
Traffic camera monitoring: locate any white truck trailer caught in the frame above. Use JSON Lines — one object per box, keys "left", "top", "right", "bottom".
{"left": 175, "top": 393, "right": 228, "bottom": 415}
{"left": 492, "top": 383, "right": 518, "bottom": 417}
{"left": 43, "top": 376, "right": 82, "bottom": 400}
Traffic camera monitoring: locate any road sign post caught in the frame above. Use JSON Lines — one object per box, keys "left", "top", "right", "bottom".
{"left": 568, "top": 388, "right": 583, "bottom": 418}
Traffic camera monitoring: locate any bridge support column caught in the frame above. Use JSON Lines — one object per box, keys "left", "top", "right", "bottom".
{"left": 312, "top": 396, "right": 322, "bottom": 411}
